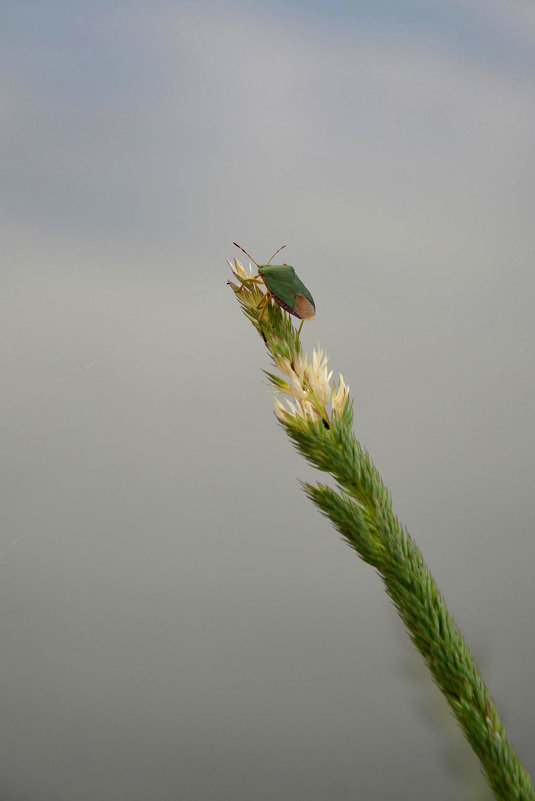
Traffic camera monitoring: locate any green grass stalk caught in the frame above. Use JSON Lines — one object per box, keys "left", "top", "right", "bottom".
{"left": 228, "top": 255, "right": 534, "bottom": 801}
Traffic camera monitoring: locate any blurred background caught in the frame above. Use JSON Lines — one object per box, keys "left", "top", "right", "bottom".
{"left": 2, "top": 1, "right": 534, "bottom": 798}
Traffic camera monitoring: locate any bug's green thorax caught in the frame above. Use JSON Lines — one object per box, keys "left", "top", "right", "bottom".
{"left": 258, "top": 263, "right": 316, "bottom": 320}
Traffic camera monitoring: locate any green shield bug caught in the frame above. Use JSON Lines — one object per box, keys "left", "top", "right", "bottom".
{"left": 233, "top": 242, "right": 316, "bottom": 335}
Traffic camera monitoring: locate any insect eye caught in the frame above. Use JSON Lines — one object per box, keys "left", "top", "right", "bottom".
{"left": 282, "top": 263, "right": 287, "bottom": 266}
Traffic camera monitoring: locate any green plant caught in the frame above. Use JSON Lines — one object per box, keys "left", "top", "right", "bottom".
{"left": 228, "top": 254, "right": 534, "bottom": 801}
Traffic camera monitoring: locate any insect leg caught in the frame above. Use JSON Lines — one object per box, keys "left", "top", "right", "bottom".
{"left": 257, "top": 291, "right": 272, "bottom": 323}
{"left": 235, "top": 274, "right": 263, "bottom": 293}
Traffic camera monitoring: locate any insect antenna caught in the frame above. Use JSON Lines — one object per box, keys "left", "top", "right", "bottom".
{"left": 266, "top": 244, "right": 287, "bottom": 265}
{"left": 233, "top": 242, "right": 260, "bottom": 268}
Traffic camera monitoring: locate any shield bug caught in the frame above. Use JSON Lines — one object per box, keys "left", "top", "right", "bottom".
{"left": 233, "top": 242, "right": 316, "bottom": 335}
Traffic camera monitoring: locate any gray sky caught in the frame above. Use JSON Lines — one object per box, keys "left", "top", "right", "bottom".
{"left": 2, "top": 2, "right": 534, "bottom": 799}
